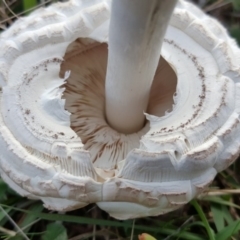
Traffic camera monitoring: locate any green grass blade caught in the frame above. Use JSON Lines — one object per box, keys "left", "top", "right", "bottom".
{"left": 215, "top": 220, "right": 240, "bottom": 240}
{"left": 0, "top": 208, "right": 11, "bottom": 222}
{"left": 41, "top": 223, "right": 67, "bottom": 240}
{"left": 230, "top": 25, "right": 240, "bottom": 46}
{"left": 232, "top": 0, "right": 240, "bottom": 11}
{"left": 221, "top": 205, "right": 234, "bottom": 226}
{"left": 202, "top": 196, "right": 240, "bottom": 210}
{"left": 211, "top": 203, "right": 225, "bottom": 232}
{"left": 0, "top": 180, "right": 8, "bottom": 202}
{"left": 19, "top": 203, "right": 43, "bottom": 233}
{"left": 23, "top": 0, "right": 38, "bottom": 12}
{"left": 191, "top": 200, "right": 215, "bottom": 240}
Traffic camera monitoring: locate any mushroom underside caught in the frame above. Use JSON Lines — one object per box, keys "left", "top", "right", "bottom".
{"left": 61, "top": 38, "right": 177, "bottom": 172}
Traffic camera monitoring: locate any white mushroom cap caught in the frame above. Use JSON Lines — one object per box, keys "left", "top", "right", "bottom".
{"left": 0, "top": 0, "right": 240, "bottom": 219}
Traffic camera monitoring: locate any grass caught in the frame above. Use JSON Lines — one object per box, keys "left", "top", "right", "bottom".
{"left": 0, "top": 0, "right": 240, "bottom": 239}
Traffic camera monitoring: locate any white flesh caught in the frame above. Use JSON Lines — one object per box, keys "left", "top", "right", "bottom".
{"left": 105, "top": 0, "right": 177, "bottom": 133}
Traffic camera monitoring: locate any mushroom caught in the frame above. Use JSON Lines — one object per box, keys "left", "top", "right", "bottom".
{"left": 0, "top": 0, "right": 240, "bottom": 220}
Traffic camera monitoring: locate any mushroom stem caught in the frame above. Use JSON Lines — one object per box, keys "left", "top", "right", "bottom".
{"left": 105, "top": 0, "right": 177, "bottom": 134}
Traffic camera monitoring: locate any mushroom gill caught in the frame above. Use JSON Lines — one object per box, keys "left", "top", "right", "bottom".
{"left": 61, "top": 38, "right": 177, "bottom": 171}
